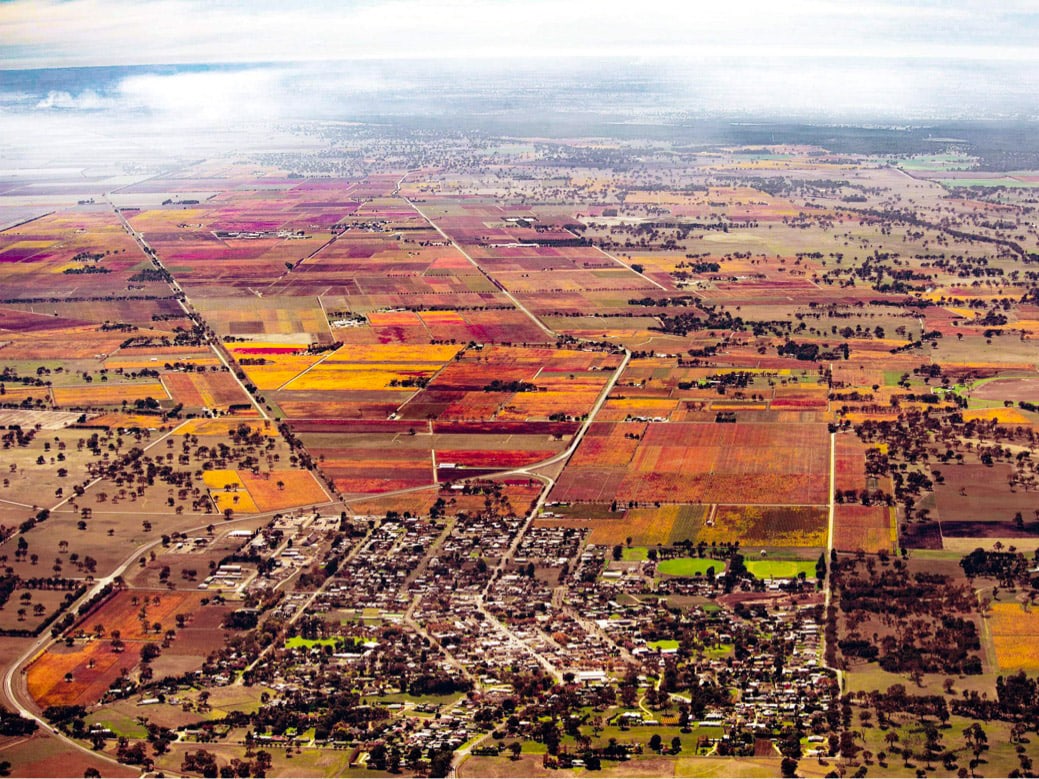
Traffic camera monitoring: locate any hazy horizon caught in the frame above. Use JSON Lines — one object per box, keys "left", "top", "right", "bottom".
{"left": 3, "top": 0, "right": 1039, "bottom": 128}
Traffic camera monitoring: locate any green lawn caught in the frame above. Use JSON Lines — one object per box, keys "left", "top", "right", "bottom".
{"left": 648, "top": 639, "right": 680, "bottom": 651}
{"left": 937, "top": 177, "right": 1039, "bottom": 188}
{"left": 657, "top": 557, "right": 726, "bottom": 577}
{"left": 744, "top": 559, "right": 817, "bottom": 579}
{"left": 285, "top": 636, "right": 338, "bottom": 649}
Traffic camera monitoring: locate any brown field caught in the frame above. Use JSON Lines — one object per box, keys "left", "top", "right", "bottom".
{"left": 972, "top": 377, "right": 1039, "bottom": 403}
{"left": 0, "top": 589, "right": 73, "bottom": 632}
{"left": 934, "top": 463, "right": 1039, "bottom": 523}
{"left": 0, "top": 731, "right": 136, "bottom": 778}
{"left": 77, "top": 590, "right": 210, "bottom": 641}
{"left": 833, "top": 504, "right": 894, "bottom": 553}
{"left": 161, "top": 370, "right": 250, "bottom": 410}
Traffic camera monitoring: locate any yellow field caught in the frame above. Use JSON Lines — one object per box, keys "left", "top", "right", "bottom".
{"left": 175, "top": 418, "right": 278, "bottom": 437}
{"left": 606, "top": 397, "right": 679, "bottom": 410}
{"left": 239, "top": 356, "right": 325, "bottom": 390}
{"left": 962, "top": 408, "right": 1034, "bottom": 425}
{"left": 202, "top": 469, "right": 259, "bottom": 513}
{"left": 52, "top": 382, "right": 169, "bottom": 407}
{"left": 417, "top": 310, "right": 466, "bottom": 325}
{"left": 588, "top": 506, "right": 674, "bottom": 546}
{"left": 283, "top": 364, "right": 440, "bottom": 391}
{"left": 990, "top": 602, "right": 1039, "bottom": 670}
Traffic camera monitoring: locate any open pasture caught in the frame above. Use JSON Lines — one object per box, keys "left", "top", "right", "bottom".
{"left": 933, "top": 463, "right": 1039, "bottom": 527}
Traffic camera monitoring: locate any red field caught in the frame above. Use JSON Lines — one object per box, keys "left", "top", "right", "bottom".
{"left": 552, "top": 422, "right": 829, "bottom": 505}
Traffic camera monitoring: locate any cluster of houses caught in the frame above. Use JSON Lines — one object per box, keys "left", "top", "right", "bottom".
{"left": 163, "top": 502, "right": 837, "bottom": 767}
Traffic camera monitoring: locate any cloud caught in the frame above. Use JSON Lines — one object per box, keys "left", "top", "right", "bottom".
{"left": 4, "top": 0, "right": 1039, "bottom": 68}
{"left": 115, "top": 68, "right": 288, "bottom": 124}
{"left": 35, "top": 89, "right": 115, "bottom": 110}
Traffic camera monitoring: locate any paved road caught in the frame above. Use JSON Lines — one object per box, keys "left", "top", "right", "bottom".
{"left": 822, "top": 430, "right": 844, "bottom": 692}
{"left": 107, "top": 196, "right": 270, "bottom": 422}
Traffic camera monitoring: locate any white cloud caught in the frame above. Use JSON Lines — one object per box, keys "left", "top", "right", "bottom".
{"left": 35, "top": 89, "right": 115, "bottom": 110}
{"left": 115, "top": 68, "right": 288, "bottom": 124}
{"left": 3, "top": 0, "right": 1039, "bottom": 68}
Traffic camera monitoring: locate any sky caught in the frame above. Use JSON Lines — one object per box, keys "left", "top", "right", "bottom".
{"left": 3, "top": 0, "right": 1039, "bottom": 68}
{"left": 2, "top": 0, "right": 1039, "bottom": 128}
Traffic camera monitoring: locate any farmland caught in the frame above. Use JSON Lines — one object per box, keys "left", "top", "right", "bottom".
{"left": 1, "top": 118, "right": 1039, "bottom": 779}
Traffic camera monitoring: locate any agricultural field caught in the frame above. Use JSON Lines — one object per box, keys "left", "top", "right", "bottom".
{"left": 4, "top": 117, "right": 1039, "bottom": 779}
{"left": 989, "top": 602, "right": 1039, "bottom": 671}
{"left": 552, "top": 421, "right": 829, "bottom": 505}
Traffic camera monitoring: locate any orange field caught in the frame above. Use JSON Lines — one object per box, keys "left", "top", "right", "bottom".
{"left": 0, "top": 386, "right": 51, "bottom": 404}
{"left": 239, "top": 469, "right": 329, "bottom": 511}
{"left": 28, "top": 641, "right": 143, "bottom": 709}
{"left": 233, "top": 352, "right": 325, "bottom": 390}
{"left": 82, "top": 590, "right": 207, "bottom": 641}
{"left": 990, "top": 602, "right": 1039, "bottom": 671}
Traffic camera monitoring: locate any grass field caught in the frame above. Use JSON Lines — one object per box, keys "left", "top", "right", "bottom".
{"left": 744, "top": 559, "right": 818, "bottom": 579}
{"left": 657, "top": 557, "right": 727, "bottom": 577}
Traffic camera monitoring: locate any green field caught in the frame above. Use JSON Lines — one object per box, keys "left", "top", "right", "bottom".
{"left": 285, "top": 636, "right": 338, "bottom": 649}
{"left": 744, "top": 559, "right": 817, "bottom": 579}
{"left": 937, "top": 177, "right": 1039, "bottom": 188}
{"left": 648, "top": 639, "right": 680, "bottom": 651}
{"left": 657, "top": 557, "right": 726, "bottom": 577}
